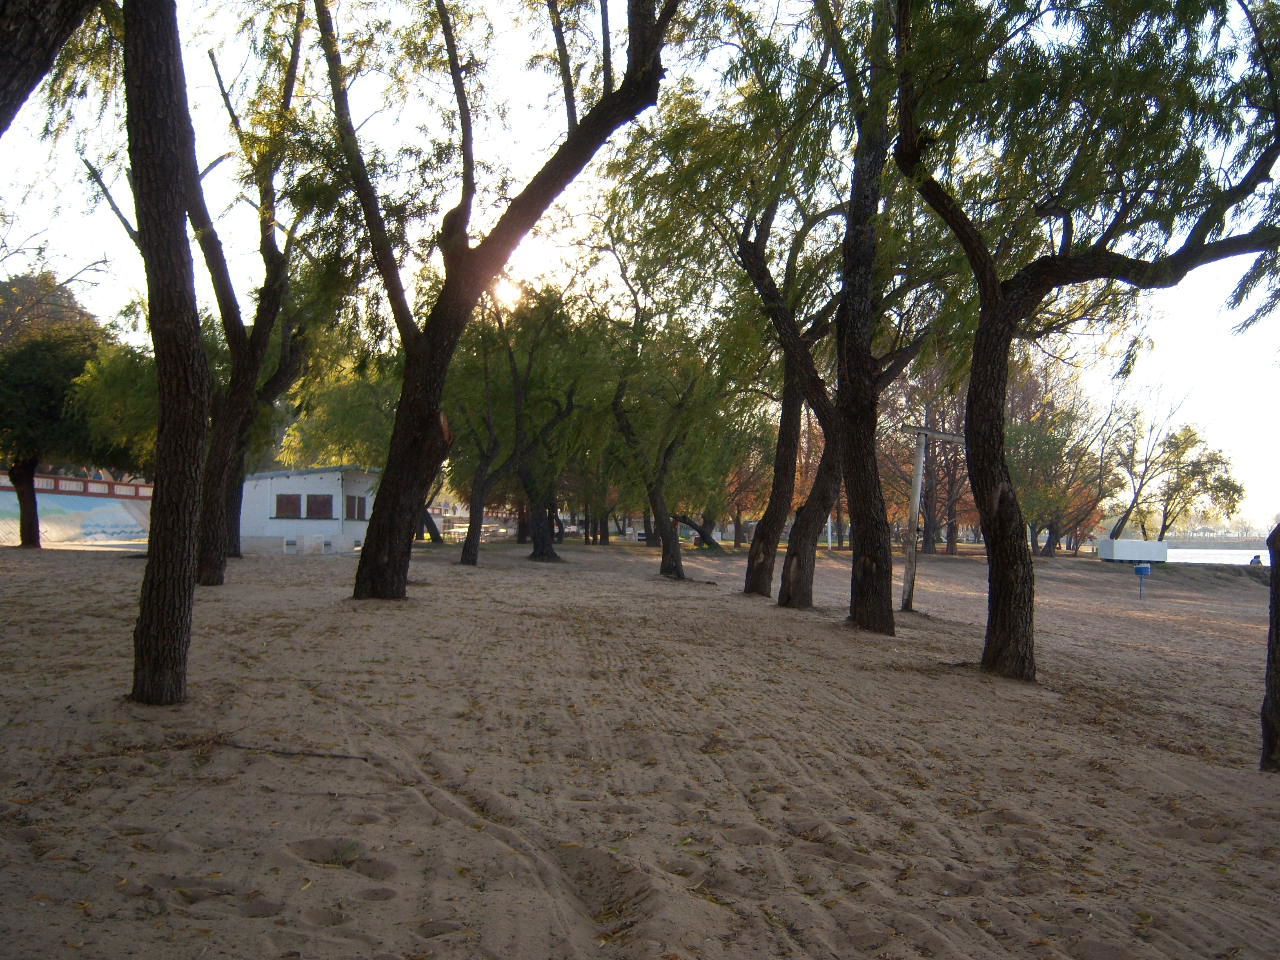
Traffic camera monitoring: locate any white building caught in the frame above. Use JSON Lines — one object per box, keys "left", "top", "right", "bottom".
{"left": 240, "top": 467, "right": 376, "bottom": 554}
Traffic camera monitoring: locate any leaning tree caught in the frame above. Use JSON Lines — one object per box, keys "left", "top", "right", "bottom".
{"left": 310, "top": 0, "right": 686, "bottom": 599}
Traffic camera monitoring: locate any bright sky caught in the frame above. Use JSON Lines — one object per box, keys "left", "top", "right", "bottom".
{"left": 1121, "top": 264, "right": 1279, "bottom": 533}
{"left": 1, "top": 13, "right": 1276, "bottom": 535}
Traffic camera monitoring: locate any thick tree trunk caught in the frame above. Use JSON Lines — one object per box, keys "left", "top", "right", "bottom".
{"left": 840, "top": 391, "right": 895, "bottom": 635}
{"left": 598, "top": 516, "right": 610, "bottom": 545}
{"left": 353, "top": 340, "right": 453, "bottom": 598}
{"left": 1040, "top": 523, "right": 1059, "bottom": 558}
{"left": 745, "top": 358, "right": 802, "bottom": 597}
{"left": 648, "top": 487, "right": 684, "bottom": 578}
{"left": 967, "top": 309, "right": 1035, "bottom": 681}
{"left": 1261, "top": 524, "right": 1280, "bottom": 771}
{"left": 123, "top": 0, "right": 212, "bottom": 706}
{"left": 778, "top": 443, "right": 840, "bottom": 609}
{"left": 0, "top": 0, "right": 95, "bottom": 139}
{"left": 196, "top": 381, "right": 256, "bottom": 585}
{"left": 7, "top": 457, "right": 40, "bottom": 547}
{"left": 526, "top": 494, "right": 560, "bottom": 561}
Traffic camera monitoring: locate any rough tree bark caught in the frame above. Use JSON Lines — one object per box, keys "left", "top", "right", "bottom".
{"left": 744, "top": 355, "right": 802, "bottom": 596}
{"left": 0, "top": 0, "right": 96, "bottom": 139}
{"left": 123, "top": 0, "right": 212, "bottom": 706}
{"left": 966, "top": 309, "right": 1036, "bottom": 679}
{"left": 1261, "top": 524, "right": 1280, "bottom": 771}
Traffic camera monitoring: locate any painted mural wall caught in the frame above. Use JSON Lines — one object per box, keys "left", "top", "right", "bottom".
{"left": 0, "top": 475, "right": 152, "bottom": 544}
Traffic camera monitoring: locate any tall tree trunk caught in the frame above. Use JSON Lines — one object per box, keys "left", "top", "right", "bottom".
{"left": 840, "top": 391, "right": 895, "bottom": 634}
{"left": 7, "top": 457, "right": 40, "bottom": 547}
{"left": 1260, "top": 523, "right": 1280, "bottom": 771}
{"left": 829, "top": 1, "right": 897, "bottom": 635}
{"left": 196, "top": 380, "right": 256, "bottom": 584}
{"left": 599, "top": 515, "right": 610, "bottom": 545}
{"left": 123, "top": 0, "right": 212, "bottom": 706}
{"left": 225, "top": 456, "right": 245, "bottom": 558}
{"left": 778, "top": 443, "right": 840, "bottom": 609}
{"left": 733, "top": 508, "right": 744, "bottom": 548}
{"left": 745, "top": 357, "right": 802, "bottom": 596}
{"left": 967, "top": 309, "right": 1035, "bottom": 681}
{"left": 649, "top": 487, "right": 683, "bottom": 578}
{"left": 834, "top": 489, "right": 846, "bottom": 550}
{"left": 0, "top": 0, "right": 95, "bottom": 139}
{"left": 921, "top": 441, "right": 939, "bottom": 555}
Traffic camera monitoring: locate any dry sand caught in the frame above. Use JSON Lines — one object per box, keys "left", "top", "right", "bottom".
{"left": 1, "top": 541, "right": 1276, "bottom": 959}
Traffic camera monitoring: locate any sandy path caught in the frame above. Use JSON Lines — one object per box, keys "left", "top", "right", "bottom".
{"left": 1, "top": 542, "right": 1276, "bottom": 959}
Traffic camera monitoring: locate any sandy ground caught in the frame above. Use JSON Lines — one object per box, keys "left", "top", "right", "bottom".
{"left": 1, "top": 541, "right": 1276, "bottom": 960}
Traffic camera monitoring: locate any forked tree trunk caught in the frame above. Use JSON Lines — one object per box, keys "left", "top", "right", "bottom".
{"left": 8, "top": 457, "right": 40, "bottom": 548}
{"left": 967, "top": 309, "right": 1035, "bottom": 681}
{"left": 1260, "top": 524, "right": 1280, "bottom": 771}
{"left": 745, "top": 358, "right": 802, "bottom": 597}
{"left": 123, "top": 0, "right": 212, "bottom": 705}
{"left": 778, "top": 443, "right": 840, "bottom": 609}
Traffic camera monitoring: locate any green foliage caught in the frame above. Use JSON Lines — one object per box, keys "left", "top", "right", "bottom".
{"left": 280, "top": 345, "right": 402, "bottom": 471}
{"left": 0, "top": 319, "right": 126, "bottom": 471}
{"left": 70, "top": 339, "right": 158, "bottom": 474}
{"left": 444, "top": 284, "right": 609, "bottom": 508}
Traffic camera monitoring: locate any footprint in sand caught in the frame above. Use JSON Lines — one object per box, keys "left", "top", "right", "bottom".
{"left": 286, "top": 837, "right": 398, "bottom": 880}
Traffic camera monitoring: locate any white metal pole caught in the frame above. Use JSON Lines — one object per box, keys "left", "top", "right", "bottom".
{"left": 901, "top": 431, "right": 928, "bottom": 611}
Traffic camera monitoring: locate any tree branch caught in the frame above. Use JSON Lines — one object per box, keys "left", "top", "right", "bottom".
{"left": 546, "top": 0, "right": 577, "bottom": 134}
{"left": 81, "top": 155, "right": 139, "bottom": 248}
{"left": 313, "top": 0, "right": 419, "bottom": 346}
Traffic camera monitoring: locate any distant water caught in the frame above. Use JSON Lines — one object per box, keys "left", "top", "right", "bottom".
{"left": 1166, "top": 548, "right": 1269, "bottom": 567}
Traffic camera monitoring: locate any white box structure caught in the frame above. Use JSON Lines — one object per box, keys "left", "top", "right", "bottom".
{"left": 1097, "top": 538, "right": 1168, "bottom": 563}
{"left": 239, "top": 467, "right": 376, "bottom": 555}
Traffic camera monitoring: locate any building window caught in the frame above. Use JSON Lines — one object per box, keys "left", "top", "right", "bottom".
{"left": 306, "top": 494, "right": 334, "bottom": 519}
{"left": 345, "top": 495, "right": 367, "bottom": 521}
{"left": 275, "top": 494, "right": 301, "bottom": 518}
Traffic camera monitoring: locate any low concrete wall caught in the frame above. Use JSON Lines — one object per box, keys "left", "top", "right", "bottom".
{"left": 1098, "top": 539, "right": 1169, "bottom": 562}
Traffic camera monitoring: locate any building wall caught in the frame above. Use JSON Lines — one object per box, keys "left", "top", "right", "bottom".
{"left": 239, "top": 469, "right": 375, "bottom": 554}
